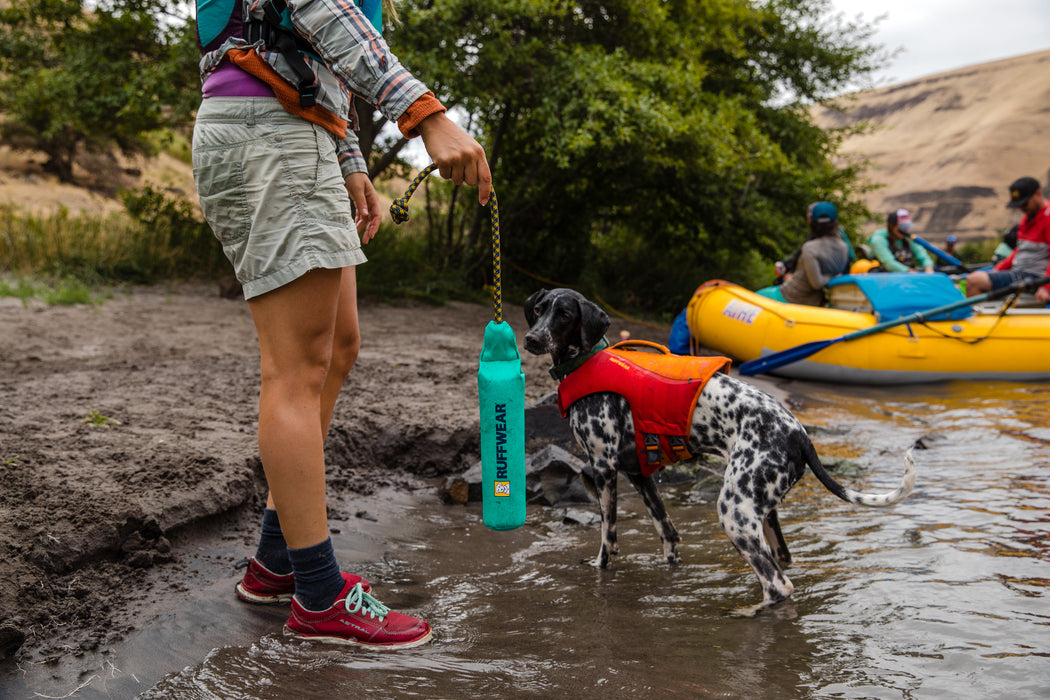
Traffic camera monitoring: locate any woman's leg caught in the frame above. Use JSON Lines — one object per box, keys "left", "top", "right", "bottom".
{"left": 248, "top": 267, "right": 343, "bottom": 550}
{"left": 259, "top": 267, "right": 359, "bottom": 512}
{"left": 322, "top": 267, "right": 361, "bottom": 435}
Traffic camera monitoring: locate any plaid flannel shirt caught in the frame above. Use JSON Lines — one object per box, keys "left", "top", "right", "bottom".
{"left": 199, "top": 0, "right": 431, "bottom": 177}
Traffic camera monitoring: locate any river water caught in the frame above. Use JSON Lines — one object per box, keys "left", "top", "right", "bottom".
{"left": 12, "top": 379, "right": 1044, "bottom": 699}
{"left": 133, "top": 378, "right": 1050, "bottom": 699}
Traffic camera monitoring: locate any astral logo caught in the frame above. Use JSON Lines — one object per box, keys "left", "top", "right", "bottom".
{"left": 722, "top": 299, "right": 760, "bottom": 324}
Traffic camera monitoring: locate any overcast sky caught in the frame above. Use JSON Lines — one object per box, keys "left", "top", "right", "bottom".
{"left": 830, "top": 0, "right": 1050, "bottom": 87}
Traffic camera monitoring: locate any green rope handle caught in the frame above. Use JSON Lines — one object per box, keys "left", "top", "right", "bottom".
{"left": 390, "top": 164, "right": 503, "bottom": 323}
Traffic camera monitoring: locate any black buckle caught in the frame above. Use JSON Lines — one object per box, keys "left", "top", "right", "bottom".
{"left": 296, "top": 81, "right": 317, "bottom": 107}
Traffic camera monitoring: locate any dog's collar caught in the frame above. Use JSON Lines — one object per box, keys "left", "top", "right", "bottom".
{"left": 549, "top": 337, "right": 609, "bottom": 381}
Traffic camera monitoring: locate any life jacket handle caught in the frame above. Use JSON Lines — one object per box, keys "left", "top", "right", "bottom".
{"left": 608, "top": 340, "right": 671, "bottom": 355}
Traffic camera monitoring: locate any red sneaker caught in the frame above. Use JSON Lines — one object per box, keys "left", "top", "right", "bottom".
{"left": 285, "top": 574, "right": 432, "bottom": 649}
{"left": 236, "top": 557, "right": 370, "bottom": 605}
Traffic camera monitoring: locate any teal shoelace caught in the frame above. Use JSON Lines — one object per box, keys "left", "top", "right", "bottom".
{"left": 344, "top": 582, "right": 389, "bottom": 621}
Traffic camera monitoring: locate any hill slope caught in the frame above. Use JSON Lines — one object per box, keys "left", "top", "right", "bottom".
{"left": 814, "top": 48, "right": 1050, "bottom": 244}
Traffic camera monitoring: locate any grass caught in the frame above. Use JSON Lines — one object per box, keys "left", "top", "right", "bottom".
{"left": 0, "top": 276, "right": 105, "bottom": 306}
{"left": 0, "top": 186, "right": 226, "bottom": 304}
{"left": 83, "top": 410, "right": 121, "bottom": 428}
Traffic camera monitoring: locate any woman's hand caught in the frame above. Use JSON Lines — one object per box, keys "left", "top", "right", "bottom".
{"left": 344, "top": 172, "right": 381, "bottom": 244}
{"left": 417, "top": 113, "right": 492, "bottom": 205}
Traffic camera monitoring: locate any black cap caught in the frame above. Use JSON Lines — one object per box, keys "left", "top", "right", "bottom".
{"left": 1006, "top": 177, "right": 1040, "bottom": 209}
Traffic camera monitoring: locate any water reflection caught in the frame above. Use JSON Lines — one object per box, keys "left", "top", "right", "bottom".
{"left": 141, "top": 380, "right": 1049, "bottom": 699}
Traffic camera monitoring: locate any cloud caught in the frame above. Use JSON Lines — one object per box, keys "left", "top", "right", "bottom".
{"left": 831, "top": 0, "right": 1050, "bottom": 84}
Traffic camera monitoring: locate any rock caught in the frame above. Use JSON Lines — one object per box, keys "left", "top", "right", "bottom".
{"left": 440, "top": 443, "right": 595, "bottom": 507}
{"left": 525, "top": 444, "right": 595, "bottom": 506}
{"left": 556, "top": 507, "right": 602, "bottom": 527}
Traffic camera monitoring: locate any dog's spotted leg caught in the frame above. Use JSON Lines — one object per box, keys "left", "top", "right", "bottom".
{"left": 717, "top": 485, "right": 794, "bottom": 608}
{"left": 625, "top": 471, "right": 680, "bottom": 565}
{"left": 589, "top": 460, "right": 618, "bottom": 568}
{"left": 763, "top": 508, "right": 791, "bottom": 566}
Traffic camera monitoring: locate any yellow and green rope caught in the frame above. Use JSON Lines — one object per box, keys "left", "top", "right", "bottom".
{"left": 390, "top": 164, "right": 503, "bottom": 323}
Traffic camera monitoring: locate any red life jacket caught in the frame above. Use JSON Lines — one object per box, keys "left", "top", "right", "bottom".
{"left": 556, "top": 341, "right": 731, "bottom": 476}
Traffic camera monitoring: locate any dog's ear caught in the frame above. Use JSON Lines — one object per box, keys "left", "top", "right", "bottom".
{"left": 523, "top": 289, "right": 549, "bottom": 326}
{"left": 578, "top": 298, "right": 610, "bottom": 349}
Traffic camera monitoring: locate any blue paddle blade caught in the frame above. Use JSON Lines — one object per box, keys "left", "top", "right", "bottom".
{"left": 477, "top": 320, "right": 526, "bottom": 530}
{"left": 738, "top": 338, "right": 836, "bottom": 376}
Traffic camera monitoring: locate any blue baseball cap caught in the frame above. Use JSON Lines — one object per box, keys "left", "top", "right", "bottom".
{"left": 811, "top": 201, "right": 837, "bottom": 223}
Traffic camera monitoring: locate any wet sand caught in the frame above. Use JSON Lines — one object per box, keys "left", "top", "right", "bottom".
{"left": 0, "top": 283, "right": 684, "bottom": 672}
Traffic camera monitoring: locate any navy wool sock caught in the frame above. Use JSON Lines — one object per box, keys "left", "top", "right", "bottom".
{"left": 288, "top": 537, "right": 346, "bottom": 611}
{"left": 254, "top": 508, "right": 292, "bottom": 575}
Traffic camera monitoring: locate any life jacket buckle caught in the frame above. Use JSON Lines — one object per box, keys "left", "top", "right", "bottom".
{"left": 644, "top": 433, "right": 661, "bottom": 465}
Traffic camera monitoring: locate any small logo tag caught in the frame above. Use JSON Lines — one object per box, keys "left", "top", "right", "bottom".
{"left": 494, "top": 481, "right": 511, "bottom": 497}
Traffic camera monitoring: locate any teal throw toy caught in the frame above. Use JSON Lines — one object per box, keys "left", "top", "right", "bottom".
{"left": 391, "top": 166, "right": 526, "bottom": 530}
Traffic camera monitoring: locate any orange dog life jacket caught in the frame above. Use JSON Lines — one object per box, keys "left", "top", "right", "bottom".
{"left": 556, "top": 341, "right": 731, "bottom": 476}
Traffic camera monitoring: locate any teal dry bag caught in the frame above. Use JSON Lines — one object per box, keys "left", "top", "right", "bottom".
{"left": 477, "top": 320, "right": 526, "bottom": 530}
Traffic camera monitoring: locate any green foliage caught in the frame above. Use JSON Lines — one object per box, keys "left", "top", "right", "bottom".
{"left": 0, "top": 0, "right": 888, "bottom": 319}
{"left": 359, "top": 179, "right": 491, "bottom": 305}
{"left": 0, "top": 189, "right": 224, "bottom": 285}
{"left": 120, "top": 185, "right": 226, "bottom": 278}
{"left": 383, "top": 0, "right": 886, "bottom": 313}
{"left": 958, "top": 239, "right": 998, "bottom": 265}
{"left": 0, "top": 0, "right": 200, "bottom": 182}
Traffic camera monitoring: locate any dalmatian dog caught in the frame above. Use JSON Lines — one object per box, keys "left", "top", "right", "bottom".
{"left": 523, "top": 288, "right": 916, "bottom": 610}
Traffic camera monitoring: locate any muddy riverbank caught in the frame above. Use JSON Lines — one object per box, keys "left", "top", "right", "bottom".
{"left": 0, "top": 283, "right": 702, "bottom": 666}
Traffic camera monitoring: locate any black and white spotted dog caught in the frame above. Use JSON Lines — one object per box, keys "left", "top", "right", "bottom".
{"left": 523, "top": 288, "right": 916, "bottom": 609}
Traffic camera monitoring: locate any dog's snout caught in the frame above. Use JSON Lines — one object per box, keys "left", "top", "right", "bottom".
{"left": 523, "top": 329, "right": 548, "bottom": 355}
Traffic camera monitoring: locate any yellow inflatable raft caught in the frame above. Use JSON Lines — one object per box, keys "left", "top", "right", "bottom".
{"left": 687, "top": 275, "right": 1050, "bottom": 384}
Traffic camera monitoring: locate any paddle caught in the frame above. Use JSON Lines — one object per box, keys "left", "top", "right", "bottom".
{"left": 738, "top": 274, "right": 1050, "bottom": 377}
{"left": 912, "top": 234, "right": 964, "bottom": 268}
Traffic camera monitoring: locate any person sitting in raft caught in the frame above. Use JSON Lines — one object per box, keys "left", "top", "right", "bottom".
{"left": 757, "top": 201, "right": 850, "bottom": 306}
{"left": 773, "top": 201, "right": 856, "bottom": 285}
{"left": 966, "top": 176, "right": 1050, "bottom": 304}
{"left": 868, "top": 208, "right": 935, "bottom": 273}
{"left": 944, "top": 235, "right": 958, "bottom": 257}
{"left": 992, "top": 224, "right": 1018, "bottom": 264}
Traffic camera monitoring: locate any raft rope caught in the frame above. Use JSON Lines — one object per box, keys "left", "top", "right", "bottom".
{"left": 911, "top": 291, "right": 1019, "bottom": 344}
{"left": 390, "top": 164, "right": 503, "bottom": 323}
{"left": 710, "top": 284, "right": 1020, "bottom": 345}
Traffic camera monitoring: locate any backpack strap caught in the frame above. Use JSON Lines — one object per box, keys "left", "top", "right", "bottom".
{"left": 244, "top": 0, "right": 318, "bottom": 107}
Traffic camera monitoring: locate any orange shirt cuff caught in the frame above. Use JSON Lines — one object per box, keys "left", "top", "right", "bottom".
{"left": 397, "top": 92, "right": 447, "bottom": 138}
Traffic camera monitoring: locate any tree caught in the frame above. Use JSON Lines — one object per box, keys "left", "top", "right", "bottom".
{"left": 373, "top": 0, "right": 886, "bottom": 313}
{"left": 0, "top": 0, "right": 199, "bottom": 183}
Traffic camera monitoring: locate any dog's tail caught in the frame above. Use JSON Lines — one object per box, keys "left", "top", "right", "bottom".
{"left": 804, "top": 441, "right": 916, "bottom": 507}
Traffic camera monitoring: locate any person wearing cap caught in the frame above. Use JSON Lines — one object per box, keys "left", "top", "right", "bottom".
{"left": 965, "top": 177, "right": 1050, "bottom": 302}
{"left": 867, "top": 209, "right": 936, "bottom": 273}
{"left": 944, "top": 235, "right": 958, "bottom": 256}
{"left": 757, "top": 201, "right": 850, "bottom": 306}
{"left": 773, "top": 201, "right": 856, "bottom": 285}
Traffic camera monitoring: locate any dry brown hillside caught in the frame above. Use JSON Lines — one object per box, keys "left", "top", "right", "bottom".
{"left": 815, "top": 48, "right": 1050, "bottom": 245}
